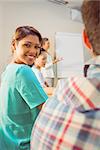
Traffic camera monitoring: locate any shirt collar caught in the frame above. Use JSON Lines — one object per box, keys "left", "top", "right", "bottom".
{"left": 86, "top": 55, "right": 100, "bottom": 65}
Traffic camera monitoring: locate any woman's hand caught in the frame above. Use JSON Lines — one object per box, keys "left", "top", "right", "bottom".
{"left": 44, "top": 87, "right": 55, "bottom": 96}
{"left": 53, "top": 57, "right": 63, "bottom": 64}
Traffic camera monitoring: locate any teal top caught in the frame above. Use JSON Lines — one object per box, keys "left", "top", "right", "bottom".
{"left": 0, "top": 64, "right": 48, "bottom": 150}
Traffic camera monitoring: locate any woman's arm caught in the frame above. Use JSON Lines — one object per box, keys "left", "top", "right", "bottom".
{"left": 44, "top": 87, "right": 54, "bottom": 96}
{"left": 53, "top": 57, "right": 63, "bottom": 64}
{"left": 37, "top": 103, "right": 44, "bottom": 110}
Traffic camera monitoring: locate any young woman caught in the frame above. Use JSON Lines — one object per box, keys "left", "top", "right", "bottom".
{"left": 32, "top": 48, "right": 49, "bottom": 87}
{"left": 41, "top": 38, "right": 62, "bottom": 87}
{"left": 0, "top": 26, "right": 48, "bottom": 150}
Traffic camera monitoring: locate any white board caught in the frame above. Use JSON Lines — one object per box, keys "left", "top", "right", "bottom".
{"left": 55, "top": 32, "right": 84, "bottom": 78}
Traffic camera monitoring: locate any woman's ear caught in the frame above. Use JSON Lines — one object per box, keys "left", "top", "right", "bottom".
{"left": 83, "top": 29, "right": 92, "bottom": 49}
{"left": 11, "top": 40, "right": 16, "bottom": 53}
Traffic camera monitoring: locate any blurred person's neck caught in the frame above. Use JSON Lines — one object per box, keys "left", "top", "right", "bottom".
{"left": 35, "top": 63, "right": 41, "bottom": 70}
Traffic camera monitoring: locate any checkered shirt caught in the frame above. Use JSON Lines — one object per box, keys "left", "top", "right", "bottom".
{"left": 31, "top": 58, "right": 100, "bottom": 150}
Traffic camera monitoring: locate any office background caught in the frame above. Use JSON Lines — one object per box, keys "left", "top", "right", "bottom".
{"left": 0, "top": 0, "right": 90, "bottom": 78}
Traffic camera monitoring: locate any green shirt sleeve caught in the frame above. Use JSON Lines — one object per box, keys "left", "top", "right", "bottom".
{"left": 16, "top": 65, "right": 48, "bottom": 109}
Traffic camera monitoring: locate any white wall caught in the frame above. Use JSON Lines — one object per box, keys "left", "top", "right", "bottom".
{"left": 0, "top": 3, "right": 6, "bottom": 75}
{"left": 0, "top": 1, "right": 84, "bottom": 77}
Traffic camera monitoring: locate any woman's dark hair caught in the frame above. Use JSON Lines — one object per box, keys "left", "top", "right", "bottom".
{"left": 41, "top": 38, "right": 49, "bottom": 46}
{"left": 11, "top": 26, "right": 42, "bottom": 53}
{"left": 38, "top": 48, "right": 47, "bottom": 56}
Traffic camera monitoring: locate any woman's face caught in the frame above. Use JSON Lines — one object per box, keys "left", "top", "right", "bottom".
{"left": 43, "top": 41, "right": 50, "bottom": 51}
{"left": 14, "top": 35, "right": 40, "bottom": 65}
{"left": 36, "top": 52, "right": 47, "bottom": 68}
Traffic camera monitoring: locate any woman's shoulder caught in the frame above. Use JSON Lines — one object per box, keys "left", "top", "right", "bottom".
{"left": 32, "top": 65, "right": 39, "bottom": 71}
{"left": 6, "top": 64, "right": 32, "bottom": 76}
{"left": 1, "top": 64, "right": 32, "bottom": 83}
{"left": 15, "top": 64, "right": 33, "bottom": 75}
{"left": 32, "top": 65, "right": 40, "bottom": 74}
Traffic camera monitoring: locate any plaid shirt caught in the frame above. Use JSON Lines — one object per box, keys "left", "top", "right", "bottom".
{"left": 31, "top": 57, "right": 100, "bottom": 150}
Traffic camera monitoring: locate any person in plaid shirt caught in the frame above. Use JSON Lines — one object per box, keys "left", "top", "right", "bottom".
{"left": 31, "top": 0, "right": 100, "bottom": 149}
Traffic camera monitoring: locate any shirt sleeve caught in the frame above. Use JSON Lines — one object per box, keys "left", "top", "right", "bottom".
{"left": 16, "top": 65, "right": 48, "bottom": 109}
{"left": 45, "top": 62, "right": 53, "bottom": 69}
{"left": 45, "top": 54, "right": 53, "bottom": 69}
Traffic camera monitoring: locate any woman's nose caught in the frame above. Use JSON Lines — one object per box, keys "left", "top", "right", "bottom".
{"left": 31, "top": 47, "right": 37, "bottom": 53}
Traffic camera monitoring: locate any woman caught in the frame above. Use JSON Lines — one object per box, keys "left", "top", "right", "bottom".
{"left": 32, "top": 48, "right": 48, "bottom": 87}
{"left": 32, "top": 48, "right": 54, "bottom": 96}
{"left": 41, "top": 38, "right": 62, "bottom": 87}
{"left": 0, "top": 26, "right": 48, "bottom": 150}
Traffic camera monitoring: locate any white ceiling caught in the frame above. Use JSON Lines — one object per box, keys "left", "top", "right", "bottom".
{"left": 67, "top": 0, "right": 83, "bottom": 9}
{"left": 0, "top": 0, "right": 83, "bottom": 10}
{"left": 0, "top": 0, "right": 46, "bottom": 2}
{"left": 0, "top": 0, "right": 83, "bottom": 4}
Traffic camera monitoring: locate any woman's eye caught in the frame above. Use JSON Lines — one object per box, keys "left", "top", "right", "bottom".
{"left": 24, "top": 43, "right": 31, "bottom": 48}
{"left": 34, "top": 45, "right": 40, "bottom": 49}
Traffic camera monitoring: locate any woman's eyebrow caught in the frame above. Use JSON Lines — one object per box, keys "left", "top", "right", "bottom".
{"left": 25, "top": 41, "right": 40, "bottom": 46}
{"left": 24, "top": 41, "right": 32, "bottom": 44}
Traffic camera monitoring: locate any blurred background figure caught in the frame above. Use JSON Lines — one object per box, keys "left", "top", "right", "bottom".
{"left": 32, "top": 48, "right": 49, "bottom": 87}
{"left": 32, "top": 48, "right": 55, "bottom": 96}
{"left": 41, "top": 37, "right": 62, "bottom": 87}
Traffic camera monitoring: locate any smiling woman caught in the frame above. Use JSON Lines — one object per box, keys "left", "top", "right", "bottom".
{"left": 11, "top": 26, "right": 42, "bottom": 65}
{"left": 0, "top": 26, "right": 48, "bottom": 150}
{"left": 12, "top": 35, "right": 40, "bottom": 65}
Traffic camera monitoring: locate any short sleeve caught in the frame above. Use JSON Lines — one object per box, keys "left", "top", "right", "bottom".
{"left": 45, "top": 54, "right": 53, "bottom": 69}
{"left": 16, "top": 65, "right": 48, "bottom": 109}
